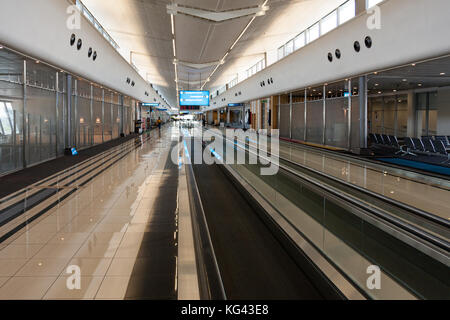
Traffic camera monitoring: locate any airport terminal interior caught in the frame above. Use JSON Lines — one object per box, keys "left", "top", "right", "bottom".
{"left": 0, "top": 0, "right": 448, "bottom": 301}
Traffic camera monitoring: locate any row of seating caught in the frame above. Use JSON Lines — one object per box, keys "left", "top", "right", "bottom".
{"left": 421, "top": 135, "right": 450, "bottom": 148}
{"left": 369, "top": 133, "right": 450, "bottom": 163}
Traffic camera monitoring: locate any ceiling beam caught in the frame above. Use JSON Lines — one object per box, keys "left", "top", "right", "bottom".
{"left": 167, "top": 4, "right": 269, "bottom": 22}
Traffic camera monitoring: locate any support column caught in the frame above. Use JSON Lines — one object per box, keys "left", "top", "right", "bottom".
{"left": 55, "top": 72, "right": 59, "bottom": 156}
{"left": 406, "top": 90, "right": 415, "bottom": 137}
{"left": 289, "top": 92, "right": 293, "bottom": 139}
{"left": 278, "top": 95, "right": 281, "bottom": 132}
{"left": 65, "top": 74, "right": 73, "bottom": 153}
{"left": 304, "top": 89, "right": 307, "bottom": 141}
{"left": 102, "top": 89, "right": 105, "bottom": 143}
{"left": 355, "top": 0, "right": 367, "bottom": 15}
{"left": 347, "top": 79, "right": 352, "bottom": 151}
{"left": 120, "top": 95, "right": 124, "bottom": 137}
{"left": 22, "top": 60, "right": 27, "bottom": 168}
{"left": 90, "top": 84, "right": 94, "bottom": 145}
{"left": 359, "top": 75, "right": 368, "bottom": 149}
{"left": 323, "top": 85, "right": 326, "bottom": 145}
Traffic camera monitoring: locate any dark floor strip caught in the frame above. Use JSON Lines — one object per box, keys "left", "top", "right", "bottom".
{"left": 124, "top": 141, "right": 179, "bottom": 300}
{"left": 192, "top": 162, "right": 324, "bottom": 300}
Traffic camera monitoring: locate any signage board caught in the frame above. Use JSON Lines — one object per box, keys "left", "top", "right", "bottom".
{"left": 179, "top": 90, "right": 210, "bottom": 106}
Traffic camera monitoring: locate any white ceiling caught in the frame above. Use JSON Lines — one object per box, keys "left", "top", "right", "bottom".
{"left": 81, "top": 0, "right": 347, "bottom": 108}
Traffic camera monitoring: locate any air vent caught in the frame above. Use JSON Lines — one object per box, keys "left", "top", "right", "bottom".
{"left": 77, "top": 39, "right": 82, "bottom": 50}
{"left": 328, "top": 52, "right": 333, "bottom": 62}
{"left": 354, "top": 41, "right": 361, "bottom": 52}
{"left": 88, "top": 48, "right": 93, "bottom": 58}
{"left": 335, "top": 49, "right": 341, "bottom": 59}
{"left": 93, "top": 51, "right": 97, "bottom": 61}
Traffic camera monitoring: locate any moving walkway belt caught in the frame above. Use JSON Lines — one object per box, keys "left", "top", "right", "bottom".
{"left": 188, "top": 138, "right": 339, "bottom": 300}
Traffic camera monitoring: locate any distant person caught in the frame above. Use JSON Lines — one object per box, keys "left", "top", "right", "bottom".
{"left": 157, "top": 117, "right": 162, "bottom": 135}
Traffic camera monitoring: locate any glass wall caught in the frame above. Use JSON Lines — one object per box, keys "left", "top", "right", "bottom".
{"left": 277, "top": 79, "right": 362, "bottom": 150}
{"left": 0, "top": 49, "right": 24, "bottom": 174}
{"left": 104, "top": 91, "right": 113, "bottom": 142}
{"left": 76, "top": 79, "right": 92, "bottom": 149}
{"left": 112, "top": 92, "right": 120, "bottom": 139}
{"left": 56, "top": 73, "right": 66, "bottom": 155}
{"left": 351, "top": 82, "right": 360, "bottom": 151}
{"left": 306, "top": 87, "right": 324, "bottom": 144}
{"left": 325, "top": 82, "right": 349, "bottom": 149}
{"left": 0, "top": 46, "right": 162, "bottom": 176}
{"left": 291, "top": 91, "right": 305, "bottom": 141}
{"left": 368, "top": 94, "right": 408, "bottom": 137}
{"left": 416, "top": 92, "right": 438, "bottom": 137}
{"left": 25, "top": 60, "right": 57, "bottom": 166}
{"left": 93, "top": 86, "right": 103, "bottom": 145}
{"left": 279, "top": 94, "right": 290, "bottom": 138}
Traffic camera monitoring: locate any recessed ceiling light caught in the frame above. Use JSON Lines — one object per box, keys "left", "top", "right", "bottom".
{"left": 411, "top": 63, "right": 416, "bottom": 66}
{"left": 36, "top": 60, "right": 40, "bottom": 64}
{"left": 0, "top": 46, "right": 3, "bottom": 49}
{"left": 393, "top": 89, "right": 397, "bottom": 92}
{"left": 402, "top": 79, "right": 407, "bottom": 82}
{"left": 375, "top": 83, "right": 379, "bottom": 86}
{"left": 374, "top": 72, "right": 378, "bottom": 75}
{"left": 418, "top": 83, "right": 422, "bottom": 87}
{"left": 440, "top": 72, "right": 446, "bottom": 75}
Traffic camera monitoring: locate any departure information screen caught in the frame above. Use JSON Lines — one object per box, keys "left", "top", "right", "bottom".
{"left": 180, "top": 106, "right": 201, "bottom": 111}
{"left": 179, "top": 90, "right": 210, "bottom": 106}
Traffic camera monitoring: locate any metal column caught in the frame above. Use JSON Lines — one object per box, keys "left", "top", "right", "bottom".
{"left": 120, "top": 95, "right": 124, "bottom": 137}
{"left": 55, "top": 72, "right": 59, "bottom": 156}
{"left": 347, "top": 79, "right": 352, "bottom": 151}
{"left": 304, "top": 88, "right": 307, "bottom": 141}
{"left": 66, "top": 74, "right": 73, "bottom": 151}
{"left": 90, "top": 84, "right": 94, "bottom": 146}
{"left": 359, "top": 76, "right": 368, "bottom": 149}
{"left": 22, "top": 60, "right": 27, "bottom": 168}
{"left": 102, "top": 89, "right": 105, "bottom": 143}
{"left": 322, "top": 85, "right": 326, "bottom": 145}
{"left": 289, "top": 92, "right": 293, "bottom": 139}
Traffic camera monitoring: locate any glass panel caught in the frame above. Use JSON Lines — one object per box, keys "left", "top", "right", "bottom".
{"left": 321, "top": 10, "right": 338, "bottom": 35}
{"left": 285, "top": 40, "right": 294, "bottom": 55}
{"left": 25, "top": 86, "right": 57, "bottom": 165}
{"left": 112, "top": 103, "right": 119, "bottom": 139}
{"left": 292, "top": 101, "right": 305, "bottom": 141}
{"left": 278, "top": 46, "right": 284, "bottom": 60}
{"left": 325, "top": 97, "right": 348, "bottom": 148}
{"left": 104, "top": 101, "right": 112, "bottom": 142}
{"left": 339, "top": 0, "right": 356, "bottom": 24}
{"left": 307, "top": 23, "right": 320, "bottom": 43}
{"left": 294, "top": 32, "right": 305, "bottom": 50}
{"left": 367, "top": 0, "right": 383, "bottom": 9}
{"left": 93, "top": 99, "right": 102, "bottom": 145}
{"left": 396, "top": 95, "right": 408, "bottom": 137}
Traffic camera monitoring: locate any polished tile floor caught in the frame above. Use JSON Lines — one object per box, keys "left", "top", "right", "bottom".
{"left": 0, "top": 125, "right": 180, "bottom": 299}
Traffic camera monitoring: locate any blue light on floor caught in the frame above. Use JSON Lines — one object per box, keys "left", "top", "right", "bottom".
{"left": 376, "top": 158, "right": 450, "bottom": 176}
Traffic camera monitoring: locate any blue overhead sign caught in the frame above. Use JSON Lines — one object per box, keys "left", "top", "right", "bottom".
{"left": 179, "top": 90, "right": 210, "bottom": 106}
{"left": 141, "top": 102, "right": 160, "bottom": 107}
{"left": 228, "top": 103, "right": 244, "bottom": 107}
